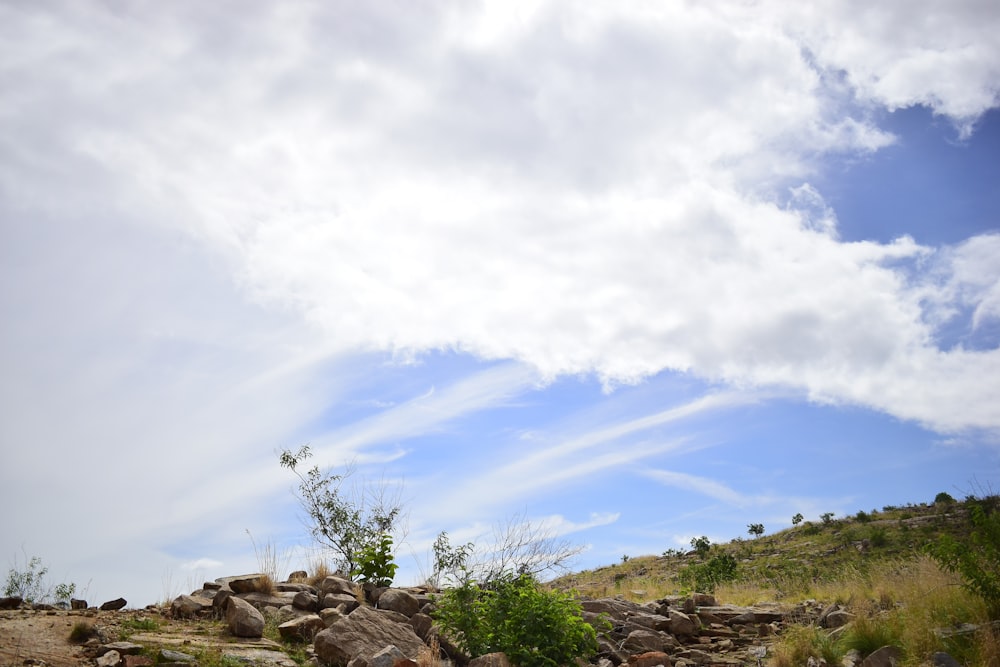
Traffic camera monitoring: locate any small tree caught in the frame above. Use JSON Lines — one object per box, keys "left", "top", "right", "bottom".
{"left": 690, "top": 536, "right": 711, "bottom": 558}
{"left": 748, "top": 523, "right": 765, "bottom": 539}
{"left": 820, "top": 512, "right": 835, "bottom": 525}
{"left": 792, "top": 513, "right": 804, "bottom": 526}
{"left": 279, "top": 445, "right": 404, "bottom": 578}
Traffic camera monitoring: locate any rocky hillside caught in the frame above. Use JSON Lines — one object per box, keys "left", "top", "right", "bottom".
{"left": 551, "top": 495, "right": 976, "bottom": 602}
{"left": 0, "top": 495, "right": 990, "bottom": 667}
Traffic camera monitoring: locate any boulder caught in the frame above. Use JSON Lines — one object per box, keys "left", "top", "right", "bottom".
{"left": 278, "top": 614, "right": 326, "bottom": 642}
{"left": 668, "top": 609, "right": 698, "bottom": 637}
{"left": 623, "top": 629, "right": 665, "bottom": 653}
{"left": 320, "top": 575, "right": 358, "bottom": 597}
{"left": 378, "top": 589, "right": 421, "bottom": 617}
{"left": 100, "top": 642, "right": 143, "bottom": 656}
{"left": 293, "top": 590, "right": 319, "bottom": 611}
{"left": 241, "top": 591, "right": 295, "bottom": 610}
{"left": 409, "top": 612, "right": 434, "bottom": 640}
{"left": 0, "top": 596, "right": 22, "bottom": 609}
{"left": 629, "top": 651, "right": 672, "bottom": 667}
{"left": 859, "top": 646, "right": 902, "bottom": 667}
{"left": 313, "top": 604, "right": 426, "bottom": 666}
{"left": 226, "top": 595, "right": 265, "bottom": 638}
{"left": 324, "top": 592, "right": 361, "bottom": 612}
{"left": 822, "top": 610, "right": 855, "bottom": 629}
{"left": 370, "top": 645, "right": 406, "bottom": 667}
{"left": 100, "top": 597, "right": 128, "bottom": 611}
{"left": 931, "top": 652, "right": 961, "bottom": 667}
{"left": 468, "top": 653, "right": 512, "bottom": 667}
{"left": 96, "top": 649, "right": 121, "bottom": 667}
{"left": 122, "top": 655, "right": 154, "bottom": 667}
{"left": 171, "top": 594, "right": 211, "bottom": 618}
{"left": 71, "top": 598, "right": 88, "bottom": 610}
{"left": 227, "top": 574, "right": 268, "bottom": 594}
{"left": 159, "top": 648, "right": 197, "bottom": 663}
{"left": 212, "top": 589, "right": 232, "bottom": 618}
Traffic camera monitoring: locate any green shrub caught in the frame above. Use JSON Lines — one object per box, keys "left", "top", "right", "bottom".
{"left": 433, "top": 573, "right": 601, "bottom": 667}
{"left": 352, "top": 533, "right": 398, "bottom": 587}
{"left": 930, "top": 497, "right": 1000, "bottom": 617}
{"left": 3, "top": 554, "right": 75, "bottom": 605}
{"left": 839, "top": 614, "right": 904, "bottom": 658}
{"left": 679, "top": 554, "right": 738, "bottom": 593}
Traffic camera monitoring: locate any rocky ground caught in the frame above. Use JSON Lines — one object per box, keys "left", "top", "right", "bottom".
{"left": 1, "top": 572, "right": 865, "bottom": 667}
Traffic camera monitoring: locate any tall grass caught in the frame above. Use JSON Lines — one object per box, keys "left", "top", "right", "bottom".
{"left": 768, "top": 556, "right": 993, "bottom": 667}
{"left": 246, "top": 530, "right": 292, "bottom": 595}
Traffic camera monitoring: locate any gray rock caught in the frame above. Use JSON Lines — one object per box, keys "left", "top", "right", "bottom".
{"left": 160, "top": 649, "right": 197, "bottom": 663}
{"left": 96, "top": 649, "right": 121, "bottom": 666}
{"left": 278, "top": 614, "right": 326, "bottom": 642}
{"left": 931, "top": 652, "right": 961, "bottom": 667}
{"left": 409, "top": 612, "right": 434, "bottom": 640}
{"left": 171, "top": 594, "right": 212, "bottom": 618}
{"left": 859, "top": 646, "right": 902, "bottom": 667}
{"left": 313, "top": 604, "right": 426, "bottom": 666}
{"left": 319, "top": 575, "right": 358, "bottom": 597}
{"left": 468, "top": 653, "right": 513, "bottom": 667}
{"left": 293, "top": 590, "right": 319, "bottom": 611}
{"left": 629, "top": 651, "right": 672, "bottom": 667}
{"left": 823, "top": 610, "right": 855, "bottom": 629}
{"left": 324, "top": 592, "right": 361, "bottom": 612}
{"left": 623, "top": 629, "right": 665, "bottom": 653}
{"left": 227, "top": 574, "right": 268, "bottom": 594}
{"left": 377, "top": 589, "right": 421, "bottom": 617}
{"left": 100, "top": 642, "right": 143, "bottom": 655}
{"left": 668, "top": 609, "right": 698, "bottom": 637}
{"left": 226, "top": 595, "right": 265, "bottom": 638}
{"left": 369, "top": 645, "right": 406, "bottom": 667}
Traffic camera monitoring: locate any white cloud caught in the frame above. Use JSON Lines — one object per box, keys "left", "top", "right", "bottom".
{"left": 2, "top": 0, "right": 1000, "bottom": 604}
{"left": 643, "top": 469, "right": 752, "bottom": 506}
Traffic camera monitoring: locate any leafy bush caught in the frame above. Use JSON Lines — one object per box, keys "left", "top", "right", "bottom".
{"left": 3, "top": 554, "right": 75, "bottom": 605}
{"left": 934, "top": 492, "right": 955, "bottom": 505}
{"left": 930, "top": 496, "right": 1000, "bottom": 617}
{"left": 352, "top": 533, "right": 398, "bottom": 587}
{"left": 434, "top": 573, "right": 601, "bottom": 667}
{"left": 679, "top": 553, "right": 738, "bottom": 593}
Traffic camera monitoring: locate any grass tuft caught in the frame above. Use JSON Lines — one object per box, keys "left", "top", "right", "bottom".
{"left": 68, "top": 621, "right": 98, "bottom": 643}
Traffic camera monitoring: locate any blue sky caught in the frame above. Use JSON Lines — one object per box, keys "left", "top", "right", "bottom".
{"left": 2, "top": 1, "right": 999, "bottom": 607}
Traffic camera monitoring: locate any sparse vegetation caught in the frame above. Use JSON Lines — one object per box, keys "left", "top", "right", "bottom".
{"left": 68, "top": 621, "right": 98, "bottom": 643}
{"left": 279, "top": 445, "right": 404, "bottom": 579}
{"left": 434, "top": 572, "right": 601, "bottom": 667}
{"left": 3, "top": 553, "right": 75, "bottom": 605}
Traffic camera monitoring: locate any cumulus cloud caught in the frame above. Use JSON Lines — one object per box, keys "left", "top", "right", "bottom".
{"left": 2, "top": 3, "right": 1000, "bottom": 449}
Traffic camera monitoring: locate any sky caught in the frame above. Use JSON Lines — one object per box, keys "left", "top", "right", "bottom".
{"left": 1, "top": 1, "right": 999, "bottom": 608}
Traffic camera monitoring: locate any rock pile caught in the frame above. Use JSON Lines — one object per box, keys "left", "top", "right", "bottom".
{"left": 160, "top": 573, "right": 810, "bottom": 667}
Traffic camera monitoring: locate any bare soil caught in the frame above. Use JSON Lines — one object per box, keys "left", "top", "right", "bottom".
{"left": 0, "top": 606, "right": 292, "bottom": 667}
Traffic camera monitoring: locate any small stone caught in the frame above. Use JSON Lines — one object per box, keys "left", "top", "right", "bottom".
{"left": 96, "top": 649, "right": 121, "bottom": 667}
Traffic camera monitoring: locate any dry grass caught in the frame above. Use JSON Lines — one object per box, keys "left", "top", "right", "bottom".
{"left": 246, "top": 530, "right": 291, "bottom": 593}
{"left": 766, "top": 555, "right": 993, "bottom": 667}
{"left": 417, "top": 635, "right": 450, "bottom": 667}
{"left": 308, "top": 559, "right": 334, "bottom": 587}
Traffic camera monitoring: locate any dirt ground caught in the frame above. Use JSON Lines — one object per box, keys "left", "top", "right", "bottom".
{"left": 1, "top": 607, "right": 107, "bottom": 666}
{"left": 0, "top": 606, "right": 296, "bottom": 667}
